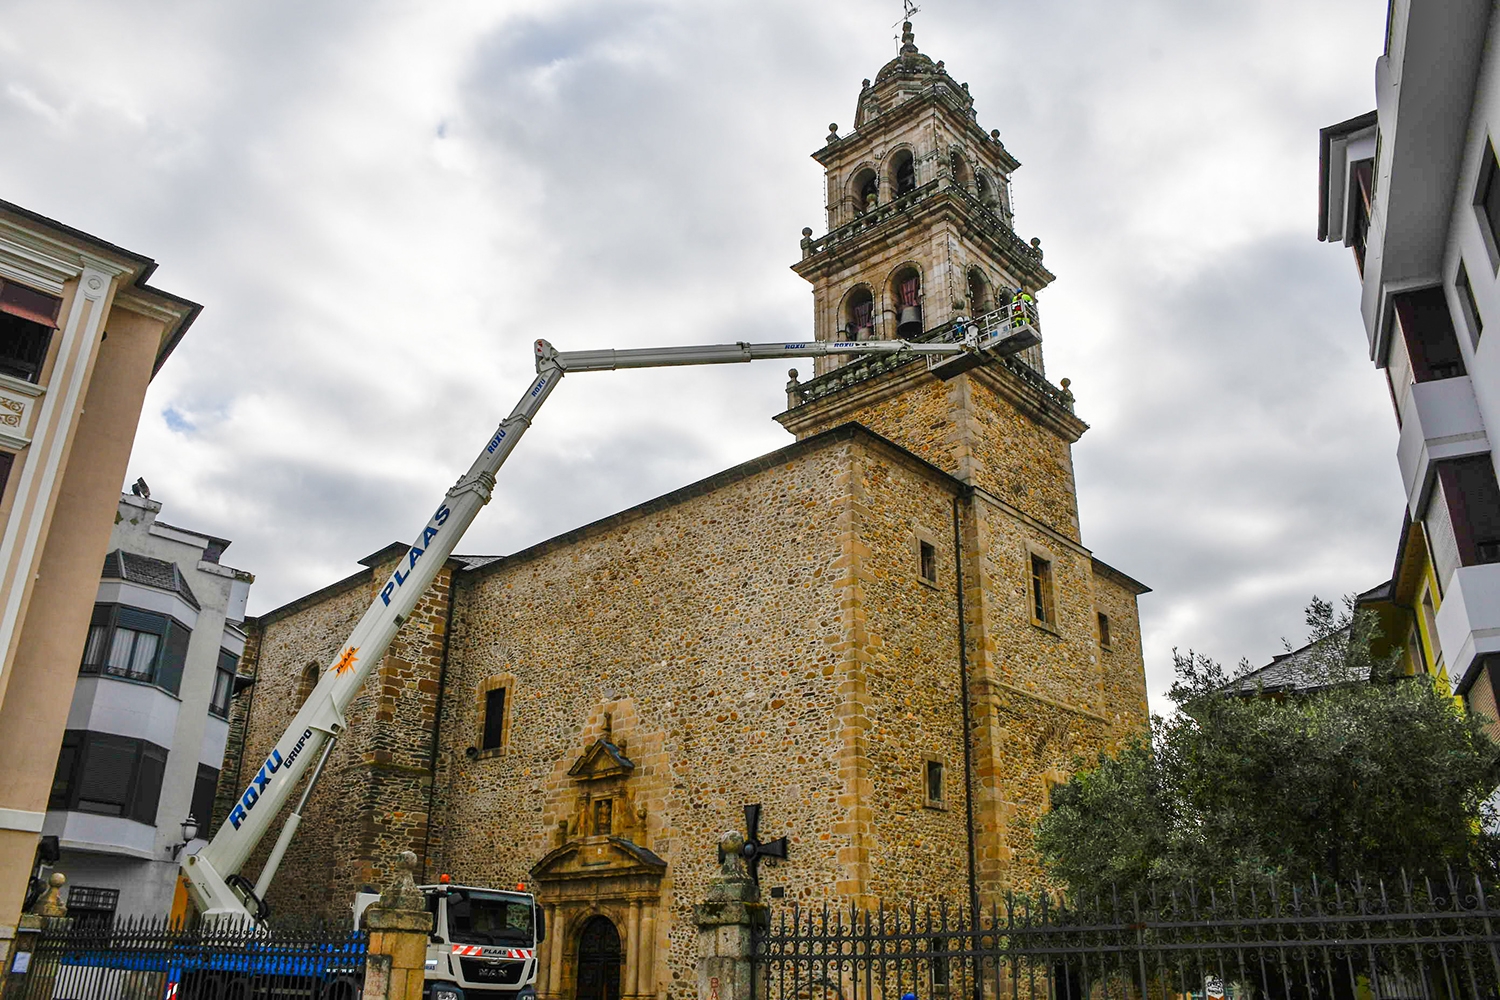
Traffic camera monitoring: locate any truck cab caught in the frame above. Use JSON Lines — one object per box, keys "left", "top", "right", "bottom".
{"left": 356, "top": 883, "right": 545, "bottom": 1000}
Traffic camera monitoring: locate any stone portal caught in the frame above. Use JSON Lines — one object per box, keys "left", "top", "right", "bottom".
{"left": 576, "top": 915, "right": 622, "bottom": 1000}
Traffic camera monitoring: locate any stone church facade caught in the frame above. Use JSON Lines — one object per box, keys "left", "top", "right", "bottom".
{"left": 213, "top": 24, "right": 1150, "bottom": 1000}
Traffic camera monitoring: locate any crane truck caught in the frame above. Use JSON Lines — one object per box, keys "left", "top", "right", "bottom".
{"left": 179, "top": 301, "right": 1040, "bottom": 1000}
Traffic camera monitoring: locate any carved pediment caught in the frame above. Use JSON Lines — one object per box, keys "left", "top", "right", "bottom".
{"left": 567, "top": 739, "right": 634, "bottom": 781}
{"left": 531, "top": 836, "right": 666, "bottom": 882}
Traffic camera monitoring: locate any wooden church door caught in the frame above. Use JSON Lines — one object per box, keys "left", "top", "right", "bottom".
{"left": 576, "top": 916, "right": 622, "bottom": 1000}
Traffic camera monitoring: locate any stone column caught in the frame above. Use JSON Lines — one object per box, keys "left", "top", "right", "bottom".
{"left": 544, "top": 903, "right": 562, "bottom": 1000}
{"left": 695, "top": 833, "right": 766, "bottom": 1000}
{"left": 361, "top": 852, "right": 433, "bottom": 1000}
{"left": 626, "top": 900, "right": 641, "bottom": 997}
{"left": 3, "top": 873, "right": 69, "bottom": 1000}
{"left": 639, "top": 904, "right": 656, "bottom": 997}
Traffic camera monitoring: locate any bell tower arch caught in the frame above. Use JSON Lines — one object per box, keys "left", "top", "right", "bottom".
{"left": 780, "top": 20, "right": 1084, "bottom": 539}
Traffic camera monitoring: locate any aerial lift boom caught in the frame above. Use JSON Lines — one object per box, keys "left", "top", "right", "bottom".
{"left": 183, "top": 307, "right": 1039, "bottom": 923}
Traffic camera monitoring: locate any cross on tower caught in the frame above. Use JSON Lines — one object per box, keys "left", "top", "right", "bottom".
{"left": 892, "top": 0, "right": 921, "bottom": 38}
{"left": 718, "top": 803, "right": 788, "bottom": 884}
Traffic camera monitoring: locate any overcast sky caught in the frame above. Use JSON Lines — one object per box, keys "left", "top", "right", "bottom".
{"left": 0, "top": 0, "right": 1396, "bottom": 713}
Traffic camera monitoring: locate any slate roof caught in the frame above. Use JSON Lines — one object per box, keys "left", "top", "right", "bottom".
{"left": 1223, "top": 625, "right": 1360, "bottom": 696}
{"left": 101, "top": 549, "right": 201, "bottom": 610}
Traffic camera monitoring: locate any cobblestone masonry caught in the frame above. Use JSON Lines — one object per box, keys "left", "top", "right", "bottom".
{"left": 212, "top": 24, "right": 1151, "bottom": 1000}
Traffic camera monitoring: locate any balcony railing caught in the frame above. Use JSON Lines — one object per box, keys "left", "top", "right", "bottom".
{"left": 788, "top": 305, "right": 1072, "bottom": 414}
{"left": 800, "top": 179, "right": 1046, "bottom": 269}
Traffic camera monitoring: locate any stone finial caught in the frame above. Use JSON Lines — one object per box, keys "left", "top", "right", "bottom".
{"left": 862, "top": 78, "right": 871, "bottom": 89}
{"left": 378, "top": 850, "right": 426, "bottom": 913}
{"left": 718, "top": 831, "right": 746, "bottom": 876}
{"left": 991, "top": 129, "right": 1001, "bottom": 140}
{"left": 826, "top": 123, "right": 839, "bottom": 143}
{"left": 1058, "top": 378, "right": 1074, "bottom": 406}
{"left": 801, "top": 227, "right": 813, "bottom": 238}
{"left": 33, "top": 871, "right": 66, "bottom": 918}
{"left": 901, "top": 21, "right": 916, "bottom": 52}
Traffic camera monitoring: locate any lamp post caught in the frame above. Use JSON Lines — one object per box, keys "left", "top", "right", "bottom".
{"left": 169, "top": 814, "right": 199, "bottom": 860}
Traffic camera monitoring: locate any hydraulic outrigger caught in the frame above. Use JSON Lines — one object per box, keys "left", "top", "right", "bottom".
{"left": 183, "top": 302, "right": 1040, "bottom": 924}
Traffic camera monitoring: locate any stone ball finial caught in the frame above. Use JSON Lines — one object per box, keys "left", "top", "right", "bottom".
{"left": 991, "top": 129, "right": 1001, "bottom": 140}
{"left": 801, "top": 227, "right": 813, "bottom": 238}
{"left": 862, "top": 78, "right": 871, "bottom": 89}
{"left": 788, "top": 369, "right": 799, "bottom": 382}
{"left": 398, "top": 850, "right": 418, "bottom": 872}
{"left": 719, "top": 830, "right": 745, "bottom": 856}
{"left": 33, "top": 871, "right": 67, "bottom": 918}
{"left": 1030, "top": 237, "right": 1042, "bottom": 247}
{"left": 1059, "top": 379, "right": 1071, "bottom": 390}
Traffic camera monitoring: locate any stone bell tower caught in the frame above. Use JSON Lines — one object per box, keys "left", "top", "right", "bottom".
{"left": 779, "top": 20, "right": 1085, "bottom": 541}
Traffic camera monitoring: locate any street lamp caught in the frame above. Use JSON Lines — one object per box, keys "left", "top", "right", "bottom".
{"left": 168, "top": 814, "right": 199, "bottom": 860}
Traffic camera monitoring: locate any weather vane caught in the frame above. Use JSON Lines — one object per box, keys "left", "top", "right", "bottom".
{"left": 893, "top": 0, "right": 921, "bottom": 39}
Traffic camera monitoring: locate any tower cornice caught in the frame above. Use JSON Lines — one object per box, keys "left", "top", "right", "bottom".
{"left": 792, "top": 178, "right": 1054, "bottom": 290}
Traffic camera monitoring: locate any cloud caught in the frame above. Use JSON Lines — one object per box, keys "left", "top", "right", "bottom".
{"left": 0, "top": 0, "right": 1397, "bottom": 713}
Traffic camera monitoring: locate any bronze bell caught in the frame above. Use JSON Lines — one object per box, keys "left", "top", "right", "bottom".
{"left": 896, "top": 305, "right": 923, "bottom": 338}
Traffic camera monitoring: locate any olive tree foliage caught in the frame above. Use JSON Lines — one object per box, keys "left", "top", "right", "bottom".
{"left": 1034, "top": 597, "right": 1500, "bottom": 898}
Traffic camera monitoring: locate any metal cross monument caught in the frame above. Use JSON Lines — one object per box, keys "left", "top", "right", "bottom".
{"left": 719, "top": 804, "right": 787, "bottom": 884}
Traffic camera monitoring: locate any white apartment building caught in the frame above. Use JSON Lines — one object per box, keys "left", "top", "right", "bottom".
{"left": 42, "top": 492, "right": 252, "bottom": 920}
{"left": 1318, "top": 0, "right": 1500, "bottom": 727}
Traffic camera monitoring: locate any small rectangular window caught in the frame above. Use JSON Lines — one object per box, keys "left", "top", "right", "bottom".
{"left": 931, "top": 938, "right": 950, "bottom": 986}
{"left": 1458, "top": 260, "right": 1484, "bottom": 343}
{"left": 1435, "top": 456, "right": 1500, "bottom": 568}
{"left": 1394, "top": 288, "right": 1466, "bottom": 382}
{"left": 919, "top": 540, "right": 937, "bottom": 584}
{"left": 191, "top": 763, "right": 219, "bottom": 832}
{"left": 482, "top": 687, "right": 506, "bottom": 751}
{"left": 1097, "top": 612, "right": 1112, "bottom": 648}
{"left": 1030, "top": 554, "right": 1054, "bottom": 626}
{"left": 925, "top": 759, "right": 944, "bottom": 804}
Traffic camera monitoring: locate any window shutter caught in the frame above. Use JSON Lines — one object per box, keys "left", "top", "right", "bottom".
{"left": 157, "top": 621, "right": 191, "bottom": 695}
{"left": 116, "top": 607, "right": 167, "bottom": 633}
{"left": 76, "top": 734, "right": 138, "bottom": 815}
{"left": 130, "top": 745, "right": 167, "bottom": 825}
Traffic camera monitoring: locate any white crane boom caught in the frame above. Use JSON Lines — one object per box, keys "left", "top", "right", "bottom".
{"left": 183, "top": 311, "right": 1038, "bottom": 923}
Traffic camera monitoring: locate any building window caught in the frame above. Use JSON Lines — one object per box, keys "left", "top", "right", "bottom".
{"left": 191, "top": 763, "right": 219, "bottom": 833}
{"left": 80, "top": 604, "right": 191, "bottom": 696}
{"left": 1030, "top": 554, "right": 1055, "bottom": 627}
{"left": 1458, "top": 260, "right": 1484, "bottom": 343}
{"left": 481, "top": 686, "right": 506, "bottom": 752}
{"left": 919, "top": 540, "right": 937, "bottom": 585}
{"left": 1420, "top": 589, "right": 1440, "bottom": 673}
{"left": 1097, "top": 612, "right": 1112, "bottom": 649}
{"left": 1350, "top": 159, "right": 1374, "bottom": 275}
{"left": 49, "top": 730, "right": 168, "bottom": 825}
{"left": 0, "top": 280, "right": 61, "bottom": 383}
{"left": 66, "top": 886, "right": 119, "bottom": 931}
{"left": 925, "top": 759, "right": 944, "bottom": 806}
{"left": 0, "top": 451, "right": 14, "bottom": 503}
{"left": 209, "top": 649, "right": 238, "bottom": 719}
{"left": 1433, "top": 456, "right": 1500, "bottom": 569}
{"left": 1393, "top": 287, "right": 1466, "bottom": 382}
{"left": 1477, "top": 141, "right": 1500, "bottom": 266}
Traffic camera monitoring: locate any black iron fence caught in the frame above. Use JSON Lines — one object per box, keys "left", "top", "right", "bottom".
{"left": 13, "top": 915, "right": 367, "bottom": 1000}
{"left": 755, "top": 872, "right": 1500, "bottom": 1000}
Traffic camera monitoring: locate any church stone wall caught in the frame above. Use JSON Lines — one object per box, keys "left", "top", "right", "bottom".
{"left": 433, "top": 442, "right": 859, "bottom": 997}
{"left": 215, "top": 560, "right": 453, "bottom": 921}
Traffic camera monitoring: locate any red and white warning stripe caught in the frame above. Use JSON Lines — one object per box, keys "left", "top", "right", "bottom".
{"left": 502, "top": 948, "right": 535, "bottom": 960}
{"left": 451, "top": 945, "right": 484, "bottom": 956}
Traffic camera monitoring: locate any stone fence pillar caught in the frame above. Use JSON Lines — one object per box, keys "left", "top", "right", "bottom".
{"left": 361, "top": 851, "right": 433, "bottom": 1000}
{"left": 3, "top": 873, "right": 70, "bottom": 1000}
{"left": 696, "top": 833, "right": 767, "bottom": 1000}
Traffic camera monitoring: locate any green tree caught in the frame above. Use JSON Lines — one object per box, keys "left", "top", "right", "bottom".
{"left": 1035, "top": 598, "right": 1500, "bottom": 897}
